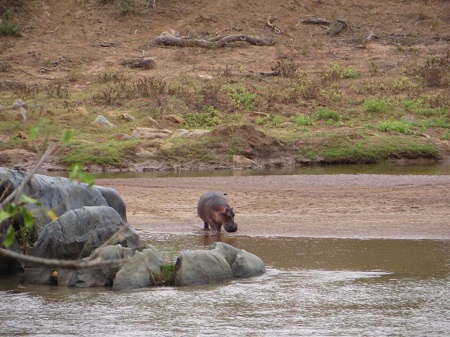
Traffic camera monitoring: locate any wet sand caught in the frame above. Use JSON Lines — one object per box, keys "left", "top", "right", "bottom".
{"left": 96, "top": 174, "right": 450, "bottom": 240}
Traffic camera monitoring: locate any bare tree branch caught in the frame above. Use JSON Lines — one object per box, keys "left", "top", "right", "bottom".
{"left": 1, "top": 142, "right": 57, "bottom": 208}
{"left": 0, "top": 247, "right": 128, "bottom": 270}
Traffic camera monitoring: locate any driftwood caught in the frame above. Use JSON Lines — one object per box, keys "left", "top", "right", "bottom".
{"left": 266, "top": 16, "right": 285, "bottom": 34}
{"left": 120, "top": 57, "right": 156, "bottom": 70}
{"left": 297, "top": 17, "right": 331, "bottom": 25}
{"left": 327, "top": 19, "right": 348, "bottom": 37}
{"left": 297, "top": 17, "right": 349, "bottom": 37}
{"left": 155, "top": 33, "right": 274, "bottom": 48}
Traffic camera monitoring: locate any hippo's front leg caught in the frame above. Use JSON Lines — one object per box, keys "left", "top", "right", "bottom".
{"left": 203, "top": 222, "right": 209, "bottom": 230}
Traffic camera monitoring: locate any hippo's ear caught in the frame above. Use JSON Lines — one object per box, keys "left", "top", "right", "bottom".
{"left": 226, "top": 207, "right": 235, "bottom": 217}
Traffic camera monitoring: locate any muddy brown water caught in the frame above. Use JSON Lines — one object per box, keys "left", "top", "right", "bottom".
{"left": 1, "top": 166, "right": 450, "bottom": 336}
{"left": 1, "top": 234, "right": 449, "bottom": 337}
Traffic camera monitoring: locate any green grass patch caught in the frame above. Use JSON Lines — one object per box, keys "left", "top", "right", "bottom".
{"left": 0, "top": 11, "right": 20, "bottom": 37}
{"left": 226, "top": 85, "right": 257, "bottom": 110}
{"left": 60, "top": 139, "right": 141, "bottom": 168}
{"left": 376, "top": 119, "right": 412, "bottom": 133}
{"left": 184, "top": 106, "right": 223, "bottom": 128}
{"left": 314, "top": 107, "right": 341, "bottom": 122}
{"left": 363, "top": 99, "right": 387, "bottom": 113}
{"left": 158, "top": 137, "right": 216, "bottom": 163}
{"left": 297, "top": 132, "right": 440, "bottom": 164}
{"left": 151, "top": 262, "right": 176, "bottom": 286}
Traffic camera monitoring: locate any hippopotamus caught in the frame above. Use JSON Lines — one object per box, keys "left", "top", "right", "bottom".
{"left": 197, "top": 191, "right": 237, "bottom": 234}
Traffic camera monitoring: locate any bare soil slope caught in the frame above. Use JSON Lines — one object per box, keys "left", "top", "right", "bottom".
{"left": 2, "top": 0, "right": 449, "bottom": 88}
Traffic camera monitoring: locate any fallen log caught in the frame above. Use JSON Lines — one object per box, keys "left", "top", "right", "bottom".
{"left": 154, "top": 33, "right": 274, "bottom": 48}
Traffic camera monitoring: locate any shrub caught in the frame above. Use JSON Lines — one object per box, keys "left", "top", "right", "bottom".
{"left": 314, "top": 108, "right": 341, "bottom": 122}
{"left": 0, "top": 11, "right": 20, "bottom": 37}
{"left": 227, "top": 86, "right": 257, "bottom": 110}
{"left": 376, "top": 120, "right": 412, "bottom": 134}
{"left": 184, "top": 106, "right": 223, "bottom": 128}
{"left": 364, "top": 99, "right": 387, "bottom": 113}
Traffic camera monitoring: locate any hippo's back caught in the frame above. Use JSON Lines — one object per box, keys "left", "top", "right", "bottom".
{"left": 197, "top": 191, "right": 228, "bottom": 215}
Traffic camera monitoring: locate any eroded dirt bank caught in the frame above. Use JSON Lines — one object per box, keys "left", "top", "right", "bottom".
{"left": 96, "top": 174, "right": 450, "bottom": 240}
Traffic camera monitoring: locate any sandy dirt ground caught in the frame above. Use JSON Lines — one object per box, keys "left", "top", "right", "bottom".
{"left": 96, "top": 174, "right": 450, "bottom": 240}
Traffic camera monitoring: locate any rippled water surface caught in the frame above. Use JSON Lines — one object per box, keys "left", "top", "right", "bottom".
{"left": 1, "top": 236, "right": 449, "bottom": 337}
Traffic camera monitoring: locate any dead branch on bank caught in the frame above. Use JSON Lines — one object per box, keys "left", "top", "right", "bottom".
{"left": 266, "top": 16, "right": 285, "bottom": 34}
{"left": 154, "top": 32, "right": 274, "bottom": 48}
{"left": 296, "top": 17, "right": 349, "bottom": 36}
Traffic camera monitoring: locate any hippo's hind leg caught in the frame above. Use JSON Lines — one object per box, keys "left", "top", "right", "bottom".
{"left": 203, "top": 222, "right": 210, "bottom": 230}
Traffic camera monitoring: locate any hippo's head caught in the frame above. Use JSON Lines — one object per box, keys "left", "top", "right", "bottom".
{"left": 222, "top": 207, "right": 237, "bottom": 233}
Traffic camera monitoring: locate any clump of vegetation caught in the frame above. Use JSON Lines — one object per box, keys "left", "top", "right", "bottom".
{"left": 363, "top": 99, "right": 387, "bottom": 113}
{"left": 151, "top": 262, "right": 177, "bottom": 286}
{"left": 413, "top": 51, "right": 450, "bottom": 87}
{"left": 61, "top": 139, "right": 141, "bottom": 168}
{"left": 227, "top": 86, "right": 257, "bottom": 110}
{"left": 0, "top": 10, "right": 20, "bottom": 37}
{"left": 256, "top": 113, "right": 282, "bottom": 126}
{"left": 321, "top": 63, "right": 361, "bottom": 83}
{"left": 314, "top": 108, "right": 341, "bottom": 122}
{"left": 184, "top": 106, "right": 223, "bottom": 128}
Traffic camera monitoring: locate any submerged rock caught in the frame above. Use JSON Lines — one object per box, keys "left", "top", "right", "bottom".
{"left": 173, "top": 250, "right": 233, "bottom": 287}
{"left": 112, "top": 245, "right": 165, "bottom": 291}
{"left": 173, "top": 242, "right": 266, "bottom": 287}
{"left": 68, "top": 244, "right": 136, "bottom": 288}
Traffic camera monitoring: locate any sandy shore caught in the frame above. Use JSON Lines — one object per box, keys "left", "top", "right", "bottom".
{"left": 96, "top": 174, "right": 450, "bottom": 240}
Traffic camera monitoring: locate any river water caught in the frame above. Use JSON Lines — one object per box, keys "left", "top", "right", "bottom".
{"left": 1, "top": 234, "right": 449, "bottom": 337}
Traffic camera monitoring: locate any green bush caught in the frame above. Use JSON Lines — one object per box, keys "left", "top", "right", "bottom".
{"left": 376, "top": 120, "right": 412, "bottom": 134}
{"left": 314, "top": 108, "right": 341, "bottom": 121}
{"left": 227, "top": 86, "right": 257, "bottom": 110}
{"left": 0, "top": 11, "right": 20, "bottom": 36}
{"left": 184, "top": 106, "right": 223, "bottom": 128}
{"left": 364, "top": 99, "right": 387, "bottom": 113}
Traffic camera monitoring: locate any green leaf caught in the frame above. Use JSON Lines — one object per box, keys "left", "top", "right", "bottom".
{"left": 69, "top": 164, "right": 82, "bottom": 181}
{"left": 80, "top": 172, "right": 95, "bottom": 187}
{"left": 0, "top": 209, "right": 12, "bottom": 222}
{"left": 3, "top": 225, "right": 16, "bottom": 247}
{"left": 3, "top": 203, "right": 18, "bottom": 217}
{"left": 20, "top": 207, "right": 34, "bottom": 230}
{"left": 29, "top": 126, "right": 40, "bottom": 140}
{"left": 62, "top": 129, "right": 73, "bottom": 145}
{"left": 20, "top": 195, "right": 42, "bottom": 206}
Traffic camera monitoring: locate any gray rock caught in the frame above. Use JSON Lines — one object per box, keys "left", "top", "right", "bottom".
{"left": 212, "top": 242, "right": 266, "bottom": 278}
{"left": 20, "top": 206, "right": 139, "bottom": 285}
{"left": 0, "top": 168, "right": 130, "bottom": 275}
{"left": 112, "top": 246, "right": 165, "bottom": 291}
{"left": 173, "top": 250, "right": 233, "bottom": 287}
{"left": 68, "top": 244, "right": 136, "bottom": 288}
{"left": 29, "top": 206, "right": 139, "bottom": 261}
{"left": 95, "top": 185, "right": 128, "bottom": 223}
{"left": 93, "top": 115, "right": 116, "bottom": 128}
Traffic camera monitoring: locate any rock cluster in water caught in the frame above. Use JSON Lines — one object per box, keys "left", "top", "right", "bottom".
{"left": 0, "top": 168, "right": 265, "bottom": 289}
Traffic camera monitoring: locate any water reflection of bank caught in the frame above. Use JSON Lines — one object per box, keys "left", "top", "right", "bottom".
{"left": 41, "top": 161, "right": 450, "bottom": 179}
